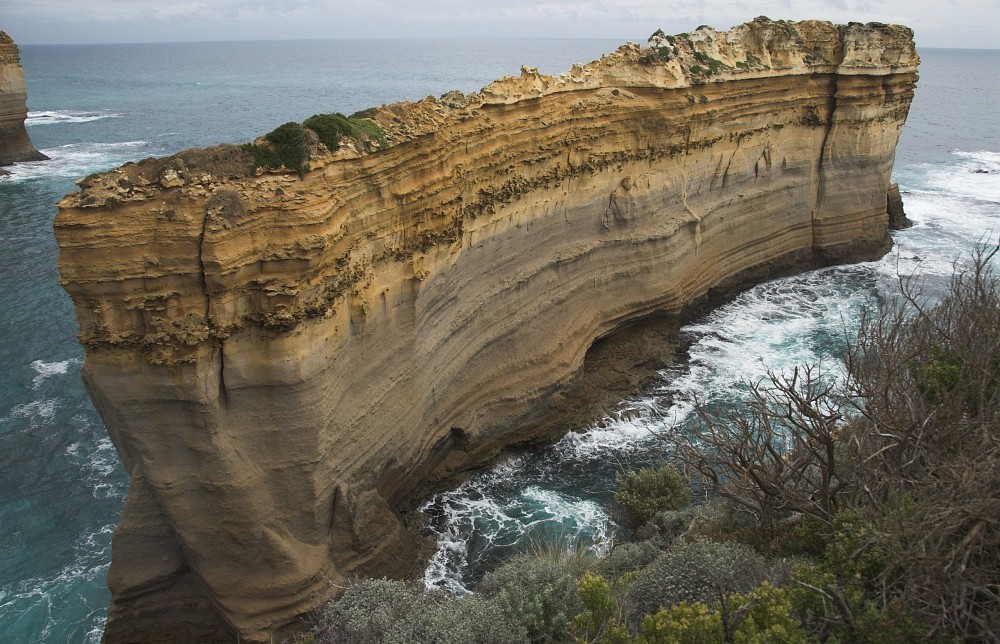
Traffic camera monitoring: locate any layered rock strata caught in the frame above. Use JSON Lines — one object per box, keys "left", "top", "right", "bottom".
{"left": 0, "top": 32, "right": 46, "bottom": 170}
{"left": 55, "top": 18, "right": 918, "bottom": 643}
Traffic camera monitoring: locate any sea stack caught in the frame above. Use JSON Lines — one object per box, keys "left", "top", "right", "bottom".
{"left": 55, "top": 18, "right": 918, "bottom": 643}
{"left": 0, "top": 31, "right": 46, "bottom": 169}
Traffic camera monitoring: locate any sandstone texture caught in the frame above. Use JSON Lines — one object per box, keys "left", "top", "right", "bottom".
{"left": 0, "top": 31, "right": 46, "bottom": 168}
{"left": 55, "top": 18, "right": 918, "bottom": 643}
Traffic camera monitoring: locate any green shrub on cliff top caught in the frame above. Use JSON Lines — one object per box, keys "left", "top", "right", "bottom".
{"left": 241, "top": 114, "right": 387, "bottom": 176}
{"left": 303, "top": 112, "right": 387, "bottom": 152}
{"left": 241, "top": 120, "right": 310, "bottom": 175}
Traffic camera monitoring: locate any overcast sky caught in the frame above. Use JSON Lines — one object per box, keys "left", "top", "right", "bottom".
{"left": 2, "top": 0, "right": 998, "bottom": 49}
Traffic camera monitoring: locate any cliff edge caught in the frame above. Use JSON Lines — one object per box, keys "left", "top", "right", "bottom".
{"left": 55, "top": 18, "right": 918, "bottom": 643}
{"left": 0, "top": 32, "right": 46, "bottom": 170}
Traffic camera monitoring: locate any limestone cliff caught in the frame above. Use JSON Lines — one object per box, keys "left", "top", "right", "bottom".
{"left": 0, "top": 32, "right": 46, "bottom": 169}
{"left": 55, "top": 18, "right": 918, "bottom": 643}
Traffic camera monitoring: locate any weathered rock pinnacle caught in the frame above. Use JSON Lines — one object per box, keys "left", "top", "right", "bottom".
{"left": 0, "top": 32, "right": 47, "bottom": 170}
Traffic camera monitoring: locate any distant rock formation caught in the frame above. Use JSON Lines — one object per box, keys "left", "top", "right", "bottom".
{"left": 0, "top": 32, "right": 46, "bottom": 171}
{"left": 55, "top": 18, "right": 918, "bottom": 643}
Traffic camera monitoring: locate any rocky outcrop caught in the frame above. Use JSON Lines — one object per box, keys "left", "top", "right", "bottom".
{"left": 887, "top": 182, "right": 912, "bottom": 229}
{"left": 0, "top": 32, "right": 46, "bottom": 169}
{"left": 55, "top": 18, "right": 918, "bottom": 643}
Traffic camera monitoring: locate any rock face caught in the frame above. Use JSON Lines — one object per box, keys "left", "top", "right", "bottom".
{"left": 0, "top": 32, "right": 46, "bottom": 168}
{"left": 55, "top": 18, "right": 918, "bottom": 643}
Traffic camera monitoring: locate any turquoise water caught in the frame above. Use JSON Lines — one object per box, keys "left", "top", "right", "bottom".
{"left": 0, "top": 42, "right": 997, "bottom": 641}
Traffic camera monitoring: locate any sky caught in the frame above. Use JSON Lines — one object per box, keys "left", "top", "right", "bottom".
{"left": 2, "top": 0, "right": 998, "bottom": 49}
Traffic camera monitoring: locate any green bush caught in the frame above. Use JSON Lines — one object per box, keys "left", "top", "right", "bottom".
{"left": 915, "top": 347, "right": 964, "bottom": 405}
{"left": 302, "top": 113, "right": 352, "bottom": 151}
{"left": 598, "top": 541, "right": 662, "bottom": 581}
{"left": 823, "top": 511, "right": 886, "bottom": 586}
{"left": 623, "top": 539, "right": 773, "bottom": 630}
{"left": 241, "top": 120, "right": 310, "bottom": 175}
{"left": 479, "top": 552, "right": 583, "bottom": 642}
{"left": 318, "top": 578, "right": 418, "bottom": 643}
{"left": 786, "top": 563, "right": 928, "bottom": 643}
{"left": 240, "top": 113, "right": 388, "bottom": 176}
{"left": 351, "top": 117, "right": 388, "bottom": 150}
{"left": 303, "top": 112, "right": 388, "bottom": 153}
{"left": 613, "top": 464, "right": 689, "bottom": 527}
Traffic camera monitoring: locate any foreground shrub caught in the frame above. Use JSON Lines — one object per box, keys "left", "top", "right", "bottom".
{"left": 638, "top": 600, "right": 723, "bottom": 643}
{"left": 317, "top": 578, "right": 526, "bottom": 644}
{"left": 613, "top": 464, "right": 689, "bottom": 527}
{"left": 570, "top": 571, "right": 631, "bottom": 644}
{"left": 479, "top": 552, "right": 584, "bottom": 642}
{"left": 598, "top": 541, "right": 662, "bottom": 581}
{"left": 623, "top": 538, "right": 773, "bottom": 630}
{"left": 636, "top": 584, "right": 807, "bottom": 644}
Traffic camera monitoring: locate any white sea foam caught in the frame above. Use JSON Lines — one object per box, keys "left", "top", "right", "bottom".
{"left": 421, "top": 452, "right": 614, "bottom": 593}
{"left": 0, "top": 141, "right": 152, "bottom": 182}
{"left": 8, "top": 399, "right": 57, "bottom": 422}
{"left": 931, "top": 151, "right": 1000, "bottom": 203}
{"left": 64, "top": 434, "right": 126, "bottom": 498}
{"left": 0, "top": 526, "right": 112, "bottom": 643}
{"left": 26, "top": 110, "right": 125, "bottom": 126}
{"left": 30, "top": 358, "right": 81, "bottom": 388}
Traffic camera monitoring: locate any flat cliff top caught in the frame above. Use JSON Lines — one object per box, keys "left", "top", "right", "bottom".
{"left": 60, "top": 18, "right": 917, "bottom": 210}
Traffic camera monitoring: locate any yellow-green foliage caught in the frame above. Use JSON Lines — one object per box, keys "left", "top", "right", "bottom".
{"left": 571, "top": 572, "right": 630, "bottom": 644}
{"left": 636, "top": 585, "right": 807, "bottom": 644}
{"left": 638, "top": 602, "right": 723, "bottom": 644}
{"left": 731, "top": 584, "right": 808, "bottom": 644}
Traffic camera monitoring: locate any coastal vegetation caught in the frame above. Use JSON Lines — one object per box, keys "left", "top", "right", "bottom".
{"left": 306, "top": 243, "right": 1000, "bottom": 643}
{"left": 241, "top": 113, "right": 387, "bottom": 175}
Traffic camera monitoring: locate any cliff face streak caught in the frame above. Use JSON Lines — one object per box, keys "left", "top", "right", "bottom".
{"left": 55, "top": 19, "right": 918, "bottom": 643}
{"left": 0, "top": 32, "right": 46, "bottom": 169}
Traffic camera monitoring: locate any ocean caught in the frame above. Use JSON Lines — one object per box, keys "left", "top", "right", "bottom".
{"left": 0, "top": 39, "right": 997, "bottom": 642}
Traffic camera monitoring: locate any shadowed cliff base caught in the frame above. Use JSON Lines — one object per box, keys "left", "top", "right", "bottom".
{"left": 54, "top": 18, "right": 918, "bottom": 642}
